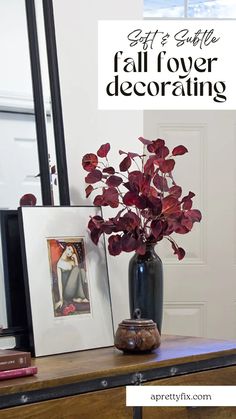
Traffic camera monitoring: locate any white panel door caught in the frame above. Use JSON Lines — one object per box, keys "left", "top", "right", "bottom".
{"left": 0, "top": 112, "right": 42, "bottom": 209}
{"left": 144, "top": 110, "right": 236, "bottom": 339}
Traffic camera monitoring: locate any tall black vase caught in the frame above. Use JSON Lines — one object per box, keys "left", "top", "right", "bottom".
{"left": 128, "top": 243, "right": 163, "bottom": 334}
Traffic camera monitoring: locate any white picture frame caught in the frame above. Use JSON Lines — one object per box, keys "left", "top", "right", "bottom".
{"left": 19, "top": 206, "right": 114, "bottom": 356}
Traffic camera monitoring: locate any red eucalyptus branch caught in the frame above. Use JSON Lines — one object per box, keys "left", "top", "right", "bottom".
{"left": 82, "top": 137, "right": 202, "bottom": 260}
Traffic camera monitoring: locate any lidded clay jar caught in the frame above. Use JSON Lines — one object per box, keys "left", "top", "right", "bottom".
{"left": 114, "top": 309, "right": 161, "bottom": 353}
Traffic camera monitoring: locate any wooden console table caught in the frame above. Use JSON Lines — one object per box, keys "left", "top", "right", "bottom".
{"left": 0, "top": 335, "right": 235, "bottom": 418}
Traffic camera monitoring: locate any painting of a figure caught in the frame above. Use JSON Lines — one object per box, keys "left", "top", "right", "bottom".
{"left": 47, "top": 238, "right": 91, "bottom": 317}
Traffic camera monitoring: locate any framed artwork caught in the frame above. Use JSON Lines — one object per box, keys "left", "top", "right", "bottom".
{"left": 18, "top": 206, "right": 114, "bottom": 356}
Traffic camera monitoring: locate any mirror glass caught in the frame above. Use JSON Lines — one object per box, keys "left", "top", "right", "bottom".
{"left": 0, "top": 0, "right": 58, "bottom": 345}
{"left": 0, "top": 0, "right": 42, "bottom": 209}
{"left": 0, "top": 0, "right": 40, "bottom": 342}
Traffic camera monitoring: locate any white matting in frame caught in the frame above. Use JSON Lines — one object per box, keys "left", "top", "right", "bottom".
{"left": 19, "top": 206, "right": 114, "bottom": 356}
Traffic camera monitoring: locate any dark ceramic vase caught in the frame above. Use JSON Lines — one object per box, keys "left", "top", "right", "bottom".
{"left": 128, "top": 243, "right": 163, "bottom": 334}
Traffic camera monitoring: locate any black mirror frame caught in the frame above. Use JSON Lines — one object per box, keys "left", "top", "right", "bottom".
{"left": 25, "top": 0, "right": 70, "bottom": 206}
{"left": 42, "top": 0, "right": 70, "bottom": 206}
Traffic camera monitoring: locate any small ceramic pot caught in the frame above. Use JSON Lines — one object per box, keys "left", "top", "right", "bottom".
{"left": 114, "top": 312, "right": 161, "bottom": 353}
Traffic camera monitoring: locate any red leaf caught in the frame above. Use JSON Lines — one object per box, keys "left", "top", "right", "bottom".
{"left": 186, "top": 209, "right": 202, "bottom": 222}
{"left": 146, "top": 196, "right": 162, "bottom": 215}
{"left": 181, "top": 191, "right": 195, "bottom": 209}
{"left": 182, "top": 191, "right": 195, "bottom": 202}
{"left": 90, "top": 228, "right": 102, "bottom": 245}
{"left": 123, "top": 192, "right": 146, "bottom": 209}
{"left": 93, "top": 195, "right": 104, "bottom": 206}
{"left": 171, "top": 241, "right": 186, "bottom": 260}
{"left": 172, "top": 145, "right": 188, "bottom": 156}
{"left": 103, "top": 166, "right": 115, "bottom": 175}
{"left": 106, "top": 175, "right": 123, "bottom": 187}
{"left": 174, "top": 224, "right": 189, "bottom": 234}
{"left": 102, "top": 220, "right": 116, "bottom": 234}
{"left": 119, "top": 156, "right": 132, "bottom": 172}
{"left": 150, "top": 220, "right": 163, "bottom": 240}
{"left": 147, "top": 139, "right": 166, "bottom": 154}
{"left": 82, "top": 153, "right": 98, "bottom": 172}
{"left": 135, "top": 195, "right": 147, "bottom": 209}
{"left": 155, "top": 138, "right": 165, "bottom": 147}
{"left": 129, "top": 171, "right": 143, "bottom": 191}
{"left": 97, "top": 143, "right": 110, "bottom": 158}
{"left": 123, "top": 191, "right": 138, "bottom": 206}
{"left": 121, "top": 234, "right": 137, "bottom": 252}
{"left": 108, "top": 235, "right": 122, "bottom": 256}
{"left": 85, "top": 185, "right": 94, "bottom": 198}
{"left": 148, "top": 186, "right": 159, "bottom": 198}
{"left": 143, "top": 156, "right": 156, "bottom": 176}
{"left": 153, "top": 173, "right": 169, "bottom": 192}
{"left": 19, "top": 194, "right": 37, "bottom": 206}
{"left": 183, "top": 199, "right": 193, "bottom": 210}
{"left": 88, "top": 216, "right": 104, "bottom": 245}
{"left": 121, "top": 194, "right": 143, "bottom": 209}
{"left": 85, "top": 169, "right": 102, "bottom": 184}
{"left": 123, "top": 181, "right": 136, "bottom": 193}
{"left": 138, "top": 136, "right": 152, "bottom": 145}
{"left": 169, "top": 185, "right": 182, "bottom": 198}
{"left": 103, "top": 187, "right": 119, "bottom": 208}
{"left": 176, "top": 247, "right": 185, "bottom": 260}
{"left": 147, "top": 145, "right": 170, "bottom": 159}
{"left": 162, "top": 196, "right": 180, "bottom": 215}
{"left": 93, "top": 187, "right": 119, "bottom": 208}
{"left": 181, "top": 215, "right": 193, "bottom": 231}
{"left": 88, "top": 215, "right": 104, "bottom": 229}
{"left": 158, "top": 146, "right": 169, "bottom": 159}
{"left": 123, "top": 211, "right": 141, "bottom": 230}
{"left": 141, "top": 180, "right": 154, "bottom": 196}
{"left": 147, "top": 143, "right": 156, "bottom": 153}
{"left": 159, "top": 159, "right": 175, "bottom": 174}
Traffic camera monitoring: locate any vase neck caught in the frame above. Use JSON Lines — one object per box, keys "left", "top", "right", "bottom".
{"left": 146, "top": 242, "right": 156, "bottom": 251}
{"left": 140, "top": 243, "right": 158, "bottom": 259}
{"left": 146, "top": 243, "right": 156, "bottom": 249}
